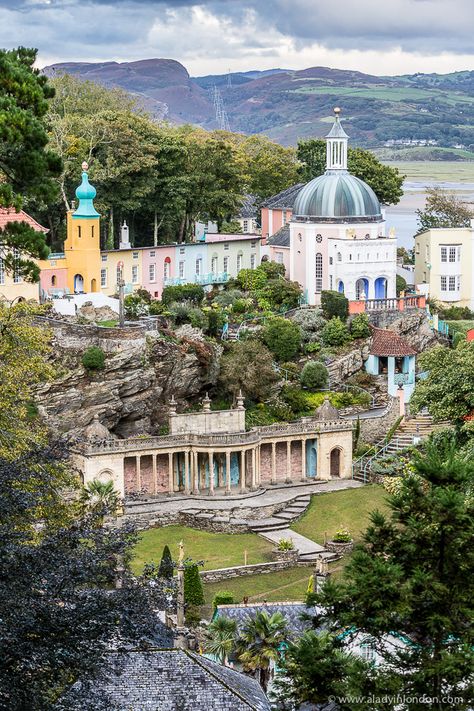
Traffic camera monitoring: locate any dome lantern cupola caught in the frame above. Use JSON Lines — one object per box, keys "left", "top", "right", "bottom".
{"left": 73, "top": 161, "right": 100, "bottom": 219}
{"left": 326, "top": 107, "right": 348, "bottom": 171}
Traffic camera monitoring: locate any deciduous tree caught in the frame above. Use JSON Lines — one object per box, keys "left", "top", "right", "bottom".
{"left": 416, "top": 187, "right": 473, "bottom": 232}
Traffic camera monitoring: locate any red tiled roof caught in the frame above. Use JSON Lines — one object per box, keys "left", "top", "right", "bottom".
{"left": 370, "top": 327, "right": 417, "bottom": 357}
{"left": 0, "top": 208, "right": 48, "bottom": 233}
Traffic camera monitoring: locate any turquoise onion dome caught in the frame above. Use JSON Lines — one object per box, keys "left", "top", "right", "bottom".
{"left": 73, "top": 162, "right": 100, "bottom": 218}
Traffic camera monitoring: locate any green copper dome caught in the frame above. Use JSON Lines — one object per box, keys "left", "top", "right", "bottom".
{"left": 293, "top": 171, "right": 382, "bottom": 223}
{"left": 73, "top": 165, "right": 99, "bottom": 219}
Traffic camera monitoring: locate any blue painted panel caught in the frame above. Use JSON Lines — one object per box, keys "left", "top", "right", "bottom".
{"left": 306, "top": 439, "right": 317, "bottom": 478}
{"left": 375, "top": 277, "right": 387, "bottom": 299}
{"left": 230, "top": 452, "right": 240, "bottom": 486}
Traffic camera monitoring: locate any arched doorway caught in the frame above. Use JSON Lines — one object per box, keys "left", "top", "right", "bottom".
{"left": 337, "top": 280, "right": 345, "bottom": 294}
{"left": 74, "top": 274, "right": 84, "bottom": 293}
{"left": 375, "top": 277, "right": 387, "bottom": 299}
{"left": 330, "top": 448, "right": 341, "bottom": 478}
{"left": 51, "top": 275, "right": 57, "bottom": 287}
{"left": 91, "top": 278, "right": 97, "bottom": 292}
{"left": 355, "top": 278, "right": 369, "bottom": 300}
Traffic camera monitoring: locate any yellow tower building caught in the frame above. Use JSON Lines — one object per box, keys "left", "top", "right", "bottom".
{"left": 64, "top": 162, "right": 101, "bottom": 294}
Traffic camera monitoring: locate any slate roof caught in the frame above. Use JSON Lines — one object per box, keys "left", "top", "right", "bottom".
{"left": 215, "top": 602, "right": 317, "bottom": 640}
{"left": 267, "top": 224, "right": 290, "bottom": 248}
{"left": 65, "top": 649, "right": 270, "bottom": 710}
{"left": 0, "top": 207, "right": 48, "bottom": 233}
{"left": 238, "top": 194, "right": 258, "bottom": 219}
{"left": 262, "top": 183, "right": 304, "bottom": 210}
{"left": 370, "top": 327, "right": 417, "bottom": 357}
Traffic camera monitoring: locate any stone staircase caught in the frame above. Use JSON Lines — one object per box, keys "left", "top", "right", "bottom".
{"left": 248, "top": 494, "right": 311, "bottom": 533}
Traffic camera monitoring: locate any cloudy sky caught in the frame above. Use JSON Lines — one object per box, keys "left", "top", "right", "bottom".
{"left": 1, "top": 0, "right": 473, "bottom": 76}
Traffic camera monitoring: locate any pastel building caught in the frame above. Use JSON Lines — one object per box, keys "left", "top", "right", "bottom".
{"left": 0, "top": 208, "right": 49, "bottom": 302}
{"left": 414, "top": 225, "right": 474, "bottom": 309}
{"left": 288, "top": 110, "right": 397, "bottom": 306}
{"left": 1, "top": 167, "right": 262, "bottom": 303}
{"left": 261, "top": 184, "right": 304, "bottom": 243}
{"left": 365, "top": 328, "right": 417, "bottom": 402}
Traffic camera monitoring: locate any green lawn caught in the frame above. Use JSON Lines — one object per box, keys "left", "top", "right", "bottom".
{"left": 97, "top": 319, "right": 118, "bottom": 327}
{"left": 131, "top": 525, "right": 274, "bottom": 575}
{"left": 385, "top": 160, "right": 474, "bottom": 182}
{"left": 291, "top": 485, "right": 389, "bottom": 545}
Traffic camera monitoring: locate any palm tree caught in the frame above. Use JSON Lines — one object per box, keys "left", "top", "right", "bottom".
{"left": 204, "top": 616, "right": 237, "bottom": 666}
{"left": 80, "top": 479, "right": 120, "bottom": 518}
{"left": 236, "top": 611, "right": 288, "bottom": 691}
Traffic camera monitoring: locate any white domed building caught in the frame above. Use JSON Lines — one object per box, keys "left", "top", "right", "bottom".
{"left": 289, "top": 109, "right": 397, "bottom": 306}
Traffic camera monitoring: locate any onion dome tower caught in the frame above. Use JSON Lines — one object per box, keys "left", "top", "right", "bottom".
{"left": 73, "top": 161, "right": 100, "bottom": 219}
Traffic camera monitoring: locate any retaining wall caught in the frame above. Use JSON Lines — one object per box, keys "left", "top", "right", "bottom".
{"left": 200, "top": 559, "right": 313, "bottom": 583}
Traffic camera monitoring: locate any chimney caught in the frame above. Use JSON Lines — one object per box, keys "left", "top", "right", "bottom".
{"left": 119, "top": 220, "right": 130, "bottom": 250}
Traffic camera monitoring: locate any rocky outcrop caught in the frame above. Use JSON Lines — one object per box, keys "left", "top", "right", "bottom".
{"left": 326, "top": 340, "right": 371, "bottom": 386}
{"left": 368, "top": 309, "right": 439, "bottom": 351}
{"left": 36, "top": 319, "right": 221, "bottom": 439}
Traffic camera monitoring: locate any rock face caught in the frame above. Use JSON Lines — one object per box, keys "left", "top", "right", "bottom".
{"left": 368, "top": 310, "right": 439, "bottom": 351}
{"left": 327, "top": 340, "right": 371, "bottom": 386}
{"left": 36, "top": 319, "right": 221, "bottom": 438}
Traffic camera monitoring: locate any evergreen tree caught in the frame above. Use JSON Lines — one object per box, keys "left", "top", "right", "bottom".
{"left": 0, "top": 47, "right": 61, "bottom": 280}
{"left": 158, "top": 544, "right": 174, "bottom": 579}
{"left": 287, "top": 440, "right": 474, "bottom": 709}
{"left": 183, "top": 563, "right": 204, "bottom": 606}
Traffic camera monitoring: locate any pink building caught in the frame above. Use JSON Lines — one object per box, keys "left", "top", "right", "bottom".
{"left": 267, "top": 225, "right": 290, "bottom": 277}
{"left": 141, "top": 246, "right": 175, "bottom": 299}
{"left": 261, "top": 184, "right": 303, "bottom": 243}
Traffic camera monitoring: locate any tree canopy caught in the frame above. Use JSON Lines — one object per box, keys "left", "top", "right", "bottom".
{"left": 416, "top": 186, "right": 473, "bottom": 233}
{"left": 0, "top": 47, "right": 61, "bottom": 280}
{"left": 297, "top": 138, "right": 404, "bottom": 205}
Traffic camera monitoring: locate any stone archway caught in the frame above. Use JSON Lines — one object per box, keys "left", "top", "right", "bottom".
{"left": 330, "top": 448, "right": 341, "bottom": 478}
{"left": 74, "top": 273, "right": 84, "bottom": 293}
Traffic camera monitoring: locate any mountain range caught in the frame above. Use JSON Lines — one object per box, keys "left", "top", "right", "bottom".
{"left": 43, "top": 59, "right": 474, "bottom": 156}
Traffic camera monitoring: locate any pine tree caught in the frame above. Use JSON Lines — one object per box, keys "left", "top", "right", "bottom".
{"left": 183, "top": 564, "right": 204, "bottom": 606}
{"left": 158, "top": 545, "right": 173, "bottom": 579}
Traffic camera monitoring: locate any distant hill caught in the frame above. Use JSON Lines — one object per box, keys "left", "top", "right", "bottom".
{"left": 43, "top": 59, "right": 474, "bottom": 154}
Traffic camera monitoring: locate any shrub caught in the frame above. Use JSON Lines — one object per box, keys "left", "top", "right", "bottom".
{"left": 232, "top": 298, "right": 251, "bottom": 314}
{"left": 261, "top": 317, "right": 301, "bottom": 361}
{"left": 291, "top": 308, "right": 327, "bottom": 340}
{"left": 300, "top": 361, "right": 329, "bottom": 391}
{"left": 124, "top": 293, "right": 149, "bottom": 319}
{"left": 162, "top": 283, "right": 204, "bottom": 306}
{"left": 158, "top": 545, "right": 173, "bottom": 579}
{"left": 206, "top": 309, "right": 224, "bottom": 337}
{"left": 148, "top": 300, "right": 164, "bottom": 315}
{"left": 280, "top": 362, "right": 300, "bottom": 379}
{"left": 82, "top": 346, "right": 105, "bottom": 371}
{"left": 168, "top": 302, "right": 205, "bottom": 328}
{"left": 259, "top": 260, "right": 286, "bottom": 279}
{"left": 213, "top": 288, "right": 245, "bottom": 307}
{"left": 332, "top": 528, "right": 352, "bottom": 543}
{"left": 396, "top": 274, "right": 407, "bottom": 296}
{"left": 281, "top": 386, "right": 310, "bottom": 415}
{"left": 350, "top": 313, "right": 371, "bottom": 339}
{"left": 321, "top": 290, "right": 349, "bottom": 321}
{"left": 219, "top": 340, "right": 279, "bottom": 402}
{"left": 184, "top": 564, "right": 204, "bottom": 606}
{"left": 321, "top": 317, "right": 351, "bottom": 347}
{"left": 305, "top": 341, "right": 321, "bottom": 354}
{"left": 235, "top": 268, "right": 267, "bottom": 292}
{"left": 212, "top": 591, "right": 234, "bottom": 610}
{"left": 438, "top": 305, "right": 474, "bottom": 320}
{"left": 277, "top": 538, "right": 295, "bottom": 551}
{"left": 262, "top": 278, "right": 302, "bottom": 309}
{"left": 135, "top": 287, "right": 152, "bottom": 304}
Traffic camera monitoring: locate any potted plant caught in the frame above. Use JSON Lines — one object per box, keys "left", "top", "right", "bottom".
{"left": 326, "top": 527, "right": 354, "bottom": 555}
{"left": 273, "top": 537, "right": 299, "bottom": 563}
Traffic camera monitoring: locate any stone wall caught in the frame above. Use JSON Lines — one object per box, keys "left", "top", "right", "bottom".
{"left": 200, "top": 559, "right": 313, "bottom": 583}
{"left": 359, "top": 397, "right": 400, "bottom": 444}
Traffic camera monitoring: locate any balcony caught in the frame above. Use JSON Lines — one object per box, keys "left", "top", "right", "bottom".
{"left": 164, "top": 277, "right": 187, "bottom": 287}
{"left": 194, "top": 272, "right": 229, "bottom": 286}
{"left": 393, "top": 372, "right": 415, "bottom": 386}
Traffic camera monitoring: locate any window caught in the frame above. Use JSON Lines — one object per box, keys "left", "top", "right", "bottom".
{"left": 132, "top": 251, "right": 139, "bottom": 259}
{"left": 195, "top": 258, "right": 202, "bottom": 276}
{"left": 223, "top": 256, "right": 229, "bottom": 273}
{"left": 237, "top": 253, "right": 243, "bottom": 272}
{"left": 211, "top": 256, "right": 218, "bottom": 274}
{"left": 316, "top": 234, "right": 322, "bottom": 243}
{"left": 458, "top": 246, "right": 461, "bottom": 261}
{"left": 441, "top": 276, "right": 447, "bottom": 291}
{"left": 77, "top": 226, "right": 82, "bottom": 238}
{"left": 224, "top": 243, "right": 229, "bottom": 251}
{"left": 315, "top": 252, "right": 323, "bottom": 293}
{"left": 164, "top": 259, "right": 170, "bottom": 279}
{"left": 251, "top": 240, "right": 256, "bottom": 248}
{"left": 179, "top": 261, "right": 185, "bottom": 278}
{"left": 449, "top": 246, "right": 456, "bottom": 262}
{"left": 360, "top": 643, "right": 375, "bottom": 663}
{"left": 150, "top": 250, "right": 155, "bottom": 257}
{"left": 329, "top": 275, "right": 333, "bottom": 289}
{"left": 329, "top": 257, "right": 333, "bottom": 265}
{"left": 243, "top": 220, "right": 249, "bottom": 232}
{"left": 250, "top": 254, "right": 256, "bottom": 269}
{"left": 91, "top": 225, "right": 94, "bottom": 239}
{"left": 357, "top": 253, "right": 360, "bottom": 260}
{"left": 116, "top": 264, "right": 123, "bottom": 282}
{"left": 179, "top": 247, "right": 185, "bottom": 255}
{"left": 13, "top": 249, "right": 21, "bottom": 283}
{"left": 283, "top": 210, "right": 288, "bottom": 224}
{"left": 337, "top": 252, "right": 342, "bottom": 262}
{"left": 101, "top": 254, "right": 107, "bottom": 262}
{"left": 349, "top": 254, "right": 352, "bottom": 261}
{"left": 51, "top": 275, "right": 57, "bottom": 286}
{"left": 416, "top": 242, "right": 420, "bottom": 254}
{"left": 457, "top": 275, "right": 461, "bottom": 290}
{"left": 449, "top": 276, "right": 456, "bottom": 291}
{"left": 132, "top": 265, "right": 138, "bottom": 284}
{"left": 100, "top": 268, "right": 107, "bottom": 287}
{"left": 441, "top": 246, "right": 447, "bottom": 262}
{"left": 276, "top": 252, "right": 284, "bottom": 264}
{"left": 149, "top": 263, "right": 156, "bottom": 282}
{"left": 0, "top": 258, "right": 4, "bottom": 285}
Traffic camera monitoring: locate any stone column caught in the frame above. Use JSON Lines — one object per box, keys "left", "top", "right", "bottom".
{"left": 240, "top": 449, "right": 247, "bottom": 493}
{"left": 168, "top": 452, "right": 174, "bottom": 494}
{"left": 271, "top": 441, "right": 277, "bottom": 485}
{"left": 193, "top": 451, "right": 200, "bottom": 495}
{"left": 208, "top": 450, "right": 214, "bottom": 496}
{"left": 286, "top": 440, "right": 292, "bottom": 483}
{"left": 184, "top": 450, "right": 190, "bottom": 495}
{"left": 251, "top": 447, "right": 257, "bottom": 490}
{"left": 225, "top": 450, "right": 232, "bottom": 495}
{"left": 136, "top": 455, "right": 142, "bottom": 493}
{"left": 152, "top": 454, "right": 158, "bottom": 494}
{"left": 301, "top": 439, "right": 306, "bottom": 482}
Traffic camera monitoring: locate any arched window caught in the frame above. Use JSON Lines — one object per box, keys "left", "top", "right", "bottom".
{"left": 51, "top": 275, "right": 57, "bottom": 286}
{"left": 315, "top": 253, "right": 323, "bottom": 293}
{"left": 337, "top": 252, "right": 342, "bottom": 262}
{"left": 116, "top": 264, "right": 123, "bottom": 282}
{"left": 164, "top": 256, "right": 171, "bottom": 279}
{"left": 211, "top": 255, "right": 218, "bottom": 274}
